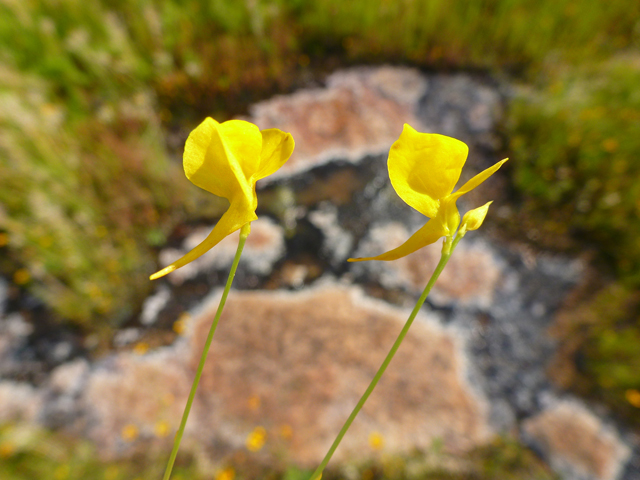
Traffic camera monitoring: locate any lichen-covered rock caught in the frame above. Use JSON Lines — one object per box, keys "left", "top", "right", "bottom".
{"left": 81, "top": 349, "right": 190, "bottom": 457}
{"left": 0, "top": 381, "right": 41, "bottom": 423}
{"left": 248, "top": 67, "right": 428, "bottom": 179}
{"left": 523, "top": 399, "right": 630, "bottom": 480}
{"left": 308, "top": 203, "right": 354, "bottom": 266}
{"left": 351, "top": 222, "right": 503, "bottom": 309}
{"left": 60, "top": 283, "right": 490, "bottom": 463}
{"left": 189, "top": 284, "right": 490, "bottom": 463}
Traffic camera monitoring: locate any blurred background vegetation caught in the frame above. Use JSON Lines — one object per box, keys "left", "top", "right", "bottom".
{"left": 0, "top": 423, "right": 555, "bottom": 480}
{"left": 1, "top": 0, "right": 640, "bottom": 475}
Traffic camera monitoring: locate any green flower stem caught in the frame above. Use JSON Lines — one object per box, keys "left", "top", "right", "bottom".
{"left": 308, "top": 235, "right": 459, "bottom": 480}
{"left": 163, "top": 222, "right": 251, "bottom": 480}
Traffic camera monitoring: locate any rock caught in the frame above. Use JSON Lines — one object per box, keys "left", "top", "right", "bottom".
{"left": 158, "top": 217, "right": 286, "bottom": 286}
{"left": 248, "top": 67, "right": 502, "bottom": 184}
{"left": 351, "top": 222, "right": 503, "bottom": 309}
{"left": 0, "top": 277, "right": 7, "bottom": 317}
{"left": 140, "top": 286, "right": 171, "bottom": 326}
{"left": 523, "top": 399, "right": 630, "bottom": 480}
{"left": 248, "top": 66, "right": 428, "bottom": 180}
{"left": 417, "top": 74, "right": 502, "bottom": 149}
{"left": 188, "top": 284, "right": 490, "bottom": 463}
{"left": 49, "top": 359, "right": 90, "bottom": 395}
{"left": 308, "top": 203, "right": 354, "bottom": 266}
{"left": 81, "top": 349, "right": 191, "bottom": 457}
{"left": 0, "top": 312, "right": 33, "bottom": 379}
{"left": 40, "top": 359, "right": 91, "bottom": 429}
{"left": 55, "top": 283, "right": 489, "bottom": 463}
{"left": 0, "top": 381, "right": 41, "bottom": 423}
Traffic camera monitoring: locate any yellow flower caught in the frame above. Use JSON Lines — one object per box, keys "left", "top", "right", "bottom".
{"left": 625, "top": 389, "right": 640, "bottom": 408}
{"left": 349, "top": 124, "right": 506, "bottom": 261}
{"left": 121, "top": 424, "right": 139, "bottom": 442}
{"left": 246, "top": 426, "right": 267, "bottom": 452}
{"left": 216, "top": 467, "right": 236, "bottom": 480}
{"left": 151, "top": 118, "right": 294, "bottom": 280}
{"left": 154, "top": 420, "right": 170, "bottom": 437}
{"left": 368, "top": 431, "right": 384, "bottom": 450}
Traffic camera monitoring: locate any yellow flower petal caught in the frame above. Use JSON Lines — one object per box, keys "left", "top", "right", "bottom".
{"left": 460, "top": 201, "right": 492, "bottom": 232}
{"left": 253, "top": 129, "right": 295, "bottom": 182}
{"left": 389, "top": 124, "right": 468, "bottom": 218}
{"left": 348, "top": 216, "right": 446, "bottom": 262}
{"left": 183, "top": 118, "right": 260, "bottom": 205}
{"left": 150, "top": 200, "right": 257, "bottom": 280}
{"left": 449, "top": 158, "right": 508, "bottom": 202}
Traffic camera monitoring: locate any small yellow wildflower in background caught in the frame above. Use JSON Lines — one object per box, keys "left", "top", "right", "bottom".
{"left": 625, "top": 389, "right": 640, "bottom": 408}
{"left": 349, "top": 124, "right": 506, "bottom": 261}
{"left": 133, "top": 342, "right": 149, "bottom": 355}
{"left": 121, "top": 424, "right": 139, "bottom": 442}
{"left": 154, "top": 420, "right": 170, "bottom": 438}
{"left": 279, "top": 424, "right": 293, "bottom": 440}
{"left": 173, "top": 313, "right": 190, "bottom": 335}
{"left": 247, "top": 394, "right": 261, "bottom": 411}
{"left": 150, "top": 118, "right": 294, "bottom": 280}
{"left": 602, "top": 138, "right": 619, "bottom": 153}
{"left": 215, "top": 467, "right": 236, "bottom": 480}
{"left": 0, "top": 441, "right": 15, "bottom": 458}
{"left": 246, "top": 426, "right": 267, "bottom": 452}
{"left": 368, "top": 431, "right": 384, "bottom": 450}
{"left": 0, "top": 232, "right": 8, "bottom": 247}
{"left": 13, "top": 268, "right": 30, "bottom": 285}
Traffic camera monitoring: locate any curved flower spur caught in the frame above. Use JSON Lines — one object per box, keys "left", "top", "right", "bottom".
{"left": 153, "top": 117, "right": 294, "bottom": 480}
{"left": 309, "top": 124, "right": 507, "bottom": 480}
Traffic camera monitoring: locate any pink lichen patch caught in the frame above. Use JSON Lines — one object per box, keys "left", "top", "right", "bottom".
{"left": 523, "top": 400, "right": 630, "bottom": 480}
{"left": 190, "top": 284, "right": 490, "bottom": 464}
{"left": 248, "top": 67, "right": 427, "bottom": 179}
{"left": 355, "top": 223, "right": 502, "bottom": 308}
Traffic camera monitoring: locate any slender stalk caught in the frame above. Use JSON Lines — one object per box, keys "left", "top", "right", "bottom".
{"left": 163, "top": 223, "right": 251, "bottom": 480}
{"left": 308, "top": 236, "right": 458, "bottom": 480}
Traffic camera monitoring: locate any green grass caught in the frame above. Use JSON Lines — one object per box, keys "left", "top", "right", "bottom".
{"left": 0, "top": 423, "right": 554, "bottom": 480}
{"left": 508, "top": 56, "right": 640, "bottom": 283}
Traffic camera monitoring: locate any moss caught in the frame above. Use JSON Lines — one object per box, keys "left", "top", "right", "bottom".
{"left": 0, "top": 424, "right": 555, "bottom": 480}
{"left": 315, "top": 436, "right": 556, "bottom": 480}
{"left": 550, "top": 283, "right": 640, "bottom": 428}
{"left": 0, "top": 423, "right": 197, "bottom": 480}
{"left": 507, "top": 56, "right": 640, "bottom": 282}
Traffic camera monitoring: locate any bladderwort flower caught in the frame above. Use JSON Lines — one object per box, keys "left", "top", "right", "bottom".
{"left": 154, "top": 117, "right": 294, "bottom": 480}
{"left": 309, "top": 124, "right": 506, "bottom": 480}
{"left": 349, "top": 123, "right": 507, "bottom": 262}
{"left": 151, "top": 117, "right": 294, "bottom": 280}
